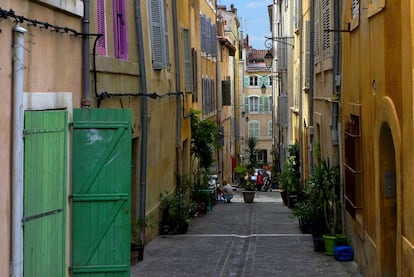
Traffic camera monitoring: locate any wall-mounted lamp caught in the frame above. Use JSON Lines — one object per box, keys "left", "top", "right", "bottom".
{"left": 241, "top": 111, "right": 246, "bottom": 117}
{"left": 261, "top": 83, "right": 267, "bottom": 94}
{"left": 264, "top": 50, "right": 273, "bottom": 69}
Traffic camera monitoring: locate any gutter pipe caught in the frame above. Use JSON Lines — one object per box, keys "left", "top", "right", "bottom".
{"left": 309, "top": 0, "right": 315, "bottom": 175}
{"left": 82, "top": 0, "right": 91, "bottom": 107}
{"left": 297, "top": 0, "right": 303, "bottom": 179}
{"left": 172, "top": 0, "right": 182, "bottom": 179}
{"left": 333, "top": 0, "right": 344, "bottom": 233}
{"left": 11, "top": 25, "right": 26, "bottom": 277}
{"left": 134, "top": 0, "right": 148, "bottom": 244}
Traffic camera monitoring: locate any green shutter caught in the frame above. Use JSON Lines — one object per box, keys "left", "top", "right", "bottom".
{"left": 259, "top": 96, "right": 264, "bottom": 112}
{"left": 24, "top": 111, "right": 68, "bottom": 277}
{"left": 244, "top": 96, "right": 249, "bottom": 112}
{"left": 244, "top": 76, "right": 250, "bottom": 87}
{"left": 258, "top": 76, "right": 263, "bottom": 86}
{"left": 72, "top": 109, "right": 131, "bottom": 276}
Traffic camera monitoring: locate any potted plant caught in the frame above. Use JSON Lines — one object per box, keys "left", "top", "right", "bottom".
{"left": 242, "top": 180, "right": 256, "bottom": 203}
{"left": 308, "top": 159, "right": 340, "bottom": 255}
{"left": 160, "top": 176, "right": 196, "bottom": 235}
{"left": 291, "top": 200, "right": 313, "bottom": 234}
{"left": 130, "top": 215, "right": 154, "bottom": 264}
{"left": 278, "top": 152, "right": 300, "bottom": 207}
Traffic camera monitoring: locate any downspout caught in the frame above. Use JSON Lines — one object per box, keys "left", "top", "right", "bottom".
{"left": 297, "top": 0, "right": 303, "bottom": 180}
{"left": 215, "top": 5, "right": 221, "bottom": 182}
{"left": 81, "top": 0, "right": 91, "bottom": 107}
{"left": 333, "top": 0, "right": 344, "bottom": 233}
{"left": 172, "top": 0, "right": 182, "bottom": 179}
{"left": 309, "top": 0, "right": 315, "bottom": 175}
{"left": 134, "top": 0, "right": 148, "bottom": 244}
{"left": 11, "top": 25, "right": 26, "bottom": 277}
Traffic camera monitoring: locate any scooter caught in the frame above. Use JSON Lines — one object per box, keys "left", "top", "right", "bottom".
{"left": 260, "top": 175, "right": 271, "bottom": 192}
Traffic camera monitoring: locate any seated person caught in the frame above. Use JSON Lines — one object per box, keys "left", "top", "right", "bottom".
{"left": 222, "top": 180, "right": 233, "bottom": 203}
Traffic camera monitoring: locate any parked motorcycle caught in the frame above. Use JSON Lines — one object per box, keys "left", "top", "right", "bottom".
{"left": 260, "top": 174, "right": 271, "bottom": 192}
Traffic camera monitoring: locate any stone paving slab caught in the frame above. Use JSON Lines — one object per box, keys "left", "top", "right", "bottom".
{"left": 131, "top": 190, "right": 363, "bottom": 277}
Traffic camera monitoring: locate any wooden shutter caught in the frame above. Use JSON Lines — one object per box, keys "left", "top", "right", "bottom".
{"left": 322, "top": 0, "right": 331, "bottom": 58}
{"left": 278, "top": 94, "right": 288, "bottom": 127}
{"left": 182, "top": 29, "right": 193, "bottom": 92}
{"left": 222, "top": 80, "right": 231, "bottom": 106}
{"left": 150, "top": 0, "right": 166, "bottom": 69}
{"left": 113, "top": 0, "right": 128, "bottom": 60}
{"left": 163, "top": 0, "right": 170, "bottom": 67}
{"left": 200, "top": 14, "right": 206, "bottom": 53}
{"left": 97, "top": 0, "right": 106, "bottom": 56}
{"left": 314, "top": 0, "right": 320, "bottom": 64}
{"left": 211, "top": 24, "right": 217, "bottom": 56}
{"left": 305, "top": 20, "right": 311, "bottom": 87}
{"left": 244, "top": 76, "right": 250, "bottom": 87}
{"left": 259, "top": 96, "right": 264, "bottom": 112}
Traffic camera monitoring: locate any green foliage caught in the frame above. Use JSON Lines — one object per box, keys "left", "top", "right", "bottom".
{"left": 270, "top": 146, "right": 280, "bottom": 184}
{"left": 243, "top": 181, "right": 255, "bottom": 191}
{"left": 234, "top": 165, "right": 248, "bottom": 187}
{"left": 131, "top": 215, "right": 155, "bottom": 244}
{"left": 190, "top": 110, "right": 219, "bottom": 170}
{"left": 278, "top": 155, "right": 300, "bottom": 193}
{"left": 292, "top": 201, "right": 313, "bottom": 221}
{"left": 246, "top": 137, "right": 258, "bottom": 170}
{"left": 160, "top": 175, "right": 196, "bottom": 224}
{"left": 308, "top": 159, "right": 340, "bottom": 235}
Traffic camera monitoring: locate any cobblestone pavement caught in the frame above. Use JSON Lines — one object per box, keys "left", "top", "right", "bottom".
{"left": 131, "top": 190, "right": 363, "bottom": 277}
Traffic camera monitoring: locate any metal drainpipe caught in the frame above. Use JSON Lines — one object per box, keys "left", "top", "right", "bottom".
{"left": 309, "top": 0, "right": 315, "bottom": 175}
{"left": 11, "top": 25, "right": 26, "bottom": 277}
{"left": 172, "top": 0, "right": 182, "bottom": 180}
{"left": 215, "top": 9, "right": 221, "bottom": 182}
{"left": 82, "top": 0, "right": 91, "bottom": 108}
{"left": 297, "top": 0, "right": 303, "bottom": 180}
{"left": 333, "top": 0, "right": 344, "bottom": 233}
{"left": 134, "top": 0, "right": 148, "bottom": 244}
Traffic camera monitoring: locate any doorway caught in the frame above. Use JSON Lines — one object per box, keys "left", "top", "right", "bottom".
{"left": 379, "top": 123, "right": 397, "bottom": 277}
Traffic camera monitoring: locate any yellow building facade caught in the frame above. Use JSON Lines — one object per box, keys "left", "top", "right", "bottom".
{"left": 341, "top": 0, "right": 414, "bottom": 275}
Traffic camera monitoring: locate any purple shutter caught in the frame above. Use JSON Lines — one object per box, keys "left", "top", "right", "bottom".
{"left": 113, "top": 0, "right": 128, "bottom": 60}
{"left": 97, "top": 0, "right": 106, "bottom": 56}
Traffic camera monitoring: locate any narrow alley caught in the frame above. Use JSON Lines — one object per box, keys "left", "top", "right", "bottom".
{"left": 131, "top": 190, "right": 363, "bottom": 277}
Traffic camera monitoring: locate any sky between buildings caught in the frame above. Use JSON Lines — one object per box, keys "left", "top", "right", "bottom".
{"left": 217, "top": 0, "right": 272, "bottom": 50}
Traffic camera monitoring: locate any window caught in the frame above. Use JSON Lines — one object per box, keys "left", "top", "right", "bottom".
{"left": 149, "top": 0, "right": 170, "bottom": 69}
{"left": 248, "top": 121, "right": 260, "bottom": 138}
{"left": 96, "top": 0, "right": 107, "bottom": 56}
{"left": 182, "top": 29, "right": 193, "bottom": 92}
{"left": 249, "top": 96, "right": 259, "bottom": 112}
{"left": 249, "top": 76, "right": 258, "bottom": 86}
{"left": 113, "top": 0, "right": 128, "bottom": 60}
{"left": 33, "top": 0, "right": 83, "bottom": 16}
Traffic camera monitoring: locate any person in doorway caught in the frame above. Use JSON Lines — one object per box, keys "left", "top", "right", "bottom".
{"left": 222, "top": 180, "right": 233, "bottom": 203}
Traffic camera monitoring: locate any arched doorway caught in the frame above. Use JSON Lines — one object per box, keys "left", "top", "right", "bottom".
{"left": 379, "top": 123, "right": 397, "bottom": 277}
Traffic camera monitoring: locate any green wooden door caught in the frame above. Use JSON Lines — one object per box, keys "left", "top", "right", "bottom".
{"left": 72, "top": 109, "right": 131, "bottom": 276}
{"left": 23, "top": 110, "right": 68, "bottom": 277}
